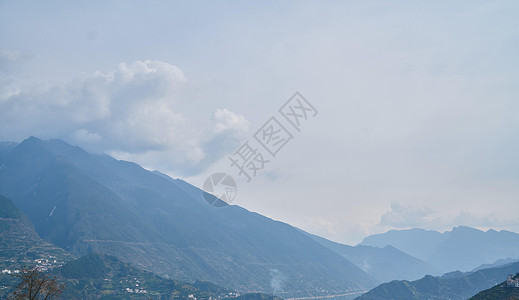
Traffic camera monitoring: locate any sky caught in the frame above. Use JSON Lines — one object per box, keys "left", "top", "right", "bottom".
{"left": 1, "top": 0, "right": 519, "bottom": 244}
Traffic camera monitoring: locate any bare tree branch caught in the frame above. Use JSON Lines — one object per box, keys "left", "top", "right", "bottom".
{"left": 8, "top": 267, "right": 65, "bottom": 300}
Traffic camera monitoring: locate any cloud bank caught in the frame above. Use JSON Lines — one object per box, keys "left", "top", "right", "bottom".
{"left": 0, "top": 60, "right": 249, "bottom": 175}
{"left": 379, "top": 202, "right": 519, "bottom": 231}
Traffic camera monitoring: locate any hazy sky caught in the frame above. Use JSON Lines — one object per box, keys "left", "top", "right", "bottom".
{"left": 1, "top": 0, "right": 518, "bottom": 244}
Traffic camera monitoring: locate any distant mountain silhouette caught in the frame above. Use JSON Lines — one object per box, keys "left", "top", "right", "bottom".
{"left": 356, "top": 261, "right": 519, "bottom": 300}
{"left": 361, "top": 226, "right": 519, "bottom": 273}
{"left": 304, "top": 230, "right": 439, "bottom": 282}
{"left": 472, "top": 258, "right": 519, "bottom": 272}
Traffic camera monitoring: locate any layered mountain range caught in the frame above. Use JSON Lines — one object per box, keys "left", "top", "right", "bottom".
{"left": 0, "top": 137, "right": 377, "bottom": 298}
{"left": 2, "top": 137, "right": 518, "bottom": 299}
{"left": 356, "top": 261, "right": 519, "bottom": 300}
{"left": 361, "top": 226, "right": 519, "bottom": 273}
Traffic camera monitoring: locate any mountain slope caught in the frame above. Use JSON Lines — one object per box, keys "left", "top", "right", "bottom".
{"left": 470, "top": 278, "right": 519, "bottom": 300}
{"left": 53, "top": 253, "right": 235, "bottom": 300}
{"left": 355, "top": 261, "right": 519, "bottom": 300}
{"left": 361, "top": 226, "right": 519, "bottom": 273}
{"left": 306, "top": 231, "right": 439, "bottom": 282}
{"left": 0, "top": 137, "right": 379, "bottom": 297}
{"left": 0, "top": 194, "right": 73, "bottom": 297}
{"left": 0, "top": 194, "right": 73, "bottom": 269}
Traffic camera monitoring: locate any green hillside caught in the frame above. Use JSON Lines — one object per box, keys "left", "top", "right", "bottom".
{"left": 53, "top": 253, "right": 236, "bottom": 299}
{"left": 470, "top": 274, "right": 519, "bottom": 300}
{"left": 470, "top": 284, "right": 519, "bottom": 300}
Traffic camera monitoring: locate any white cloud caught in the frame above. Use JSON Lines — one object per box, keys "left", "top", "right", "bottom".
{"left": 0, "top": 60, "right": 248, "bottom": 175}
{"left": 380, "top": 202, "right": 436, "bottom": 228}
{"left": 378, "top": 202, "right": 519, "bottom": 233}
{"left": 212, "top": 108, "right": 249, "bottom": 135}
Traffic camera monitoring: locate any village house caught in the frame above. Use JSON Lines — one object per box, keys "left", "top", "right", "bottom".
{"left": 506, "top": 274, "right": 519, "bottom": 288}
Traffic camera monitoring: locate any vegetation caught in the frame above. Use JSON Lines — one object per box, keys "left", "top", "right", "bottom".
{"left": 8, "top": 267, "right": 65, "bottom": 300}
{"left": 0, "top": 195, "right": 22, "bottom": 220}
{"left": 0, "top": 192, "right": 280, "bottom": 299}
{"left": 1, "top": 253, "right": 283, "bottom": 300}
{"left": 0, "top": 195, "right": 73, "bottom": 297}
{"left": 53, "top": 253, "right": 236, "bottom": 299}
{"left": 470, "top": 274, "right": 519, "bottom": 300}
{"left": 469, "top": 283, "right": 519, "bottom": 300}
{"left": 59, "top": 254, "right": 109, "bottom": 279}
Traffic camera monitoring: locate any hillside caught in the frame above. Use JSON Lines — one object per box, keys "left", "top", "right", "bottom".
{"left": 361, "top": 227, "right": 519, "bottom": 273}
{"left": 355, "top": 261, "right": 519, "bottom": 300}
{"left": 0, "top": 137, "right": 379, "bottom": 297}
{"left": 0, "top": 194, "right": 72, "bottom": 267}
{"left": 53, "top": 253, "right": 236, "bottom": 299}
{"left": 0, "top": 194, "right": 73, "bottom": 297}
{"left": 470, "top": 279, "right": 519, "bottom": 300}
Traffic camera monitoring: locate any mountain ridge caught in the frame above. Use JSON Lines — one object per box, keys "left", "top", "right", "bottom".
{"left": 0, "top": 137, "right": 379, "bottom": 297}
{"left": 355, "top": 260, "right": 519, "bottom": 300}
{"left": 361, "top": 226, "right": 519, "bottom": 273}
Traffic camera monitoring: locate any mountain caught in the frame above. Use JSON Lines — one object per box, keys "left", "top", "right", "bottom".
{"left": 473, "top": 258, "right": 519, "bottom": 272}
{"left": 53, "top": 253, "right": 236, "bottom": 299}
{"left": 305, "top": 231, "right": 439, "bottom": 282}
{"left": 0, "top": 141, "right": 17, "bottom": 158}
{"left": 361, "top": 226, "right": 519, "bottom": 273}
{"left": 0, "top": 137, "right": 379, "bottom": 297}
{"left": 0, "top": 195, "right": 271, "bottom": 300}
{"left": 355, "top": 261, "right": 519, "bottom": 300}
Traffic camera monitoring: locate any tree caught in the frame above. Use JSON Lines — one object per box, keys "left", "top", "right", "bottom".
{"left": 9, "top": 267, "right": 65, "bottom": 300}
